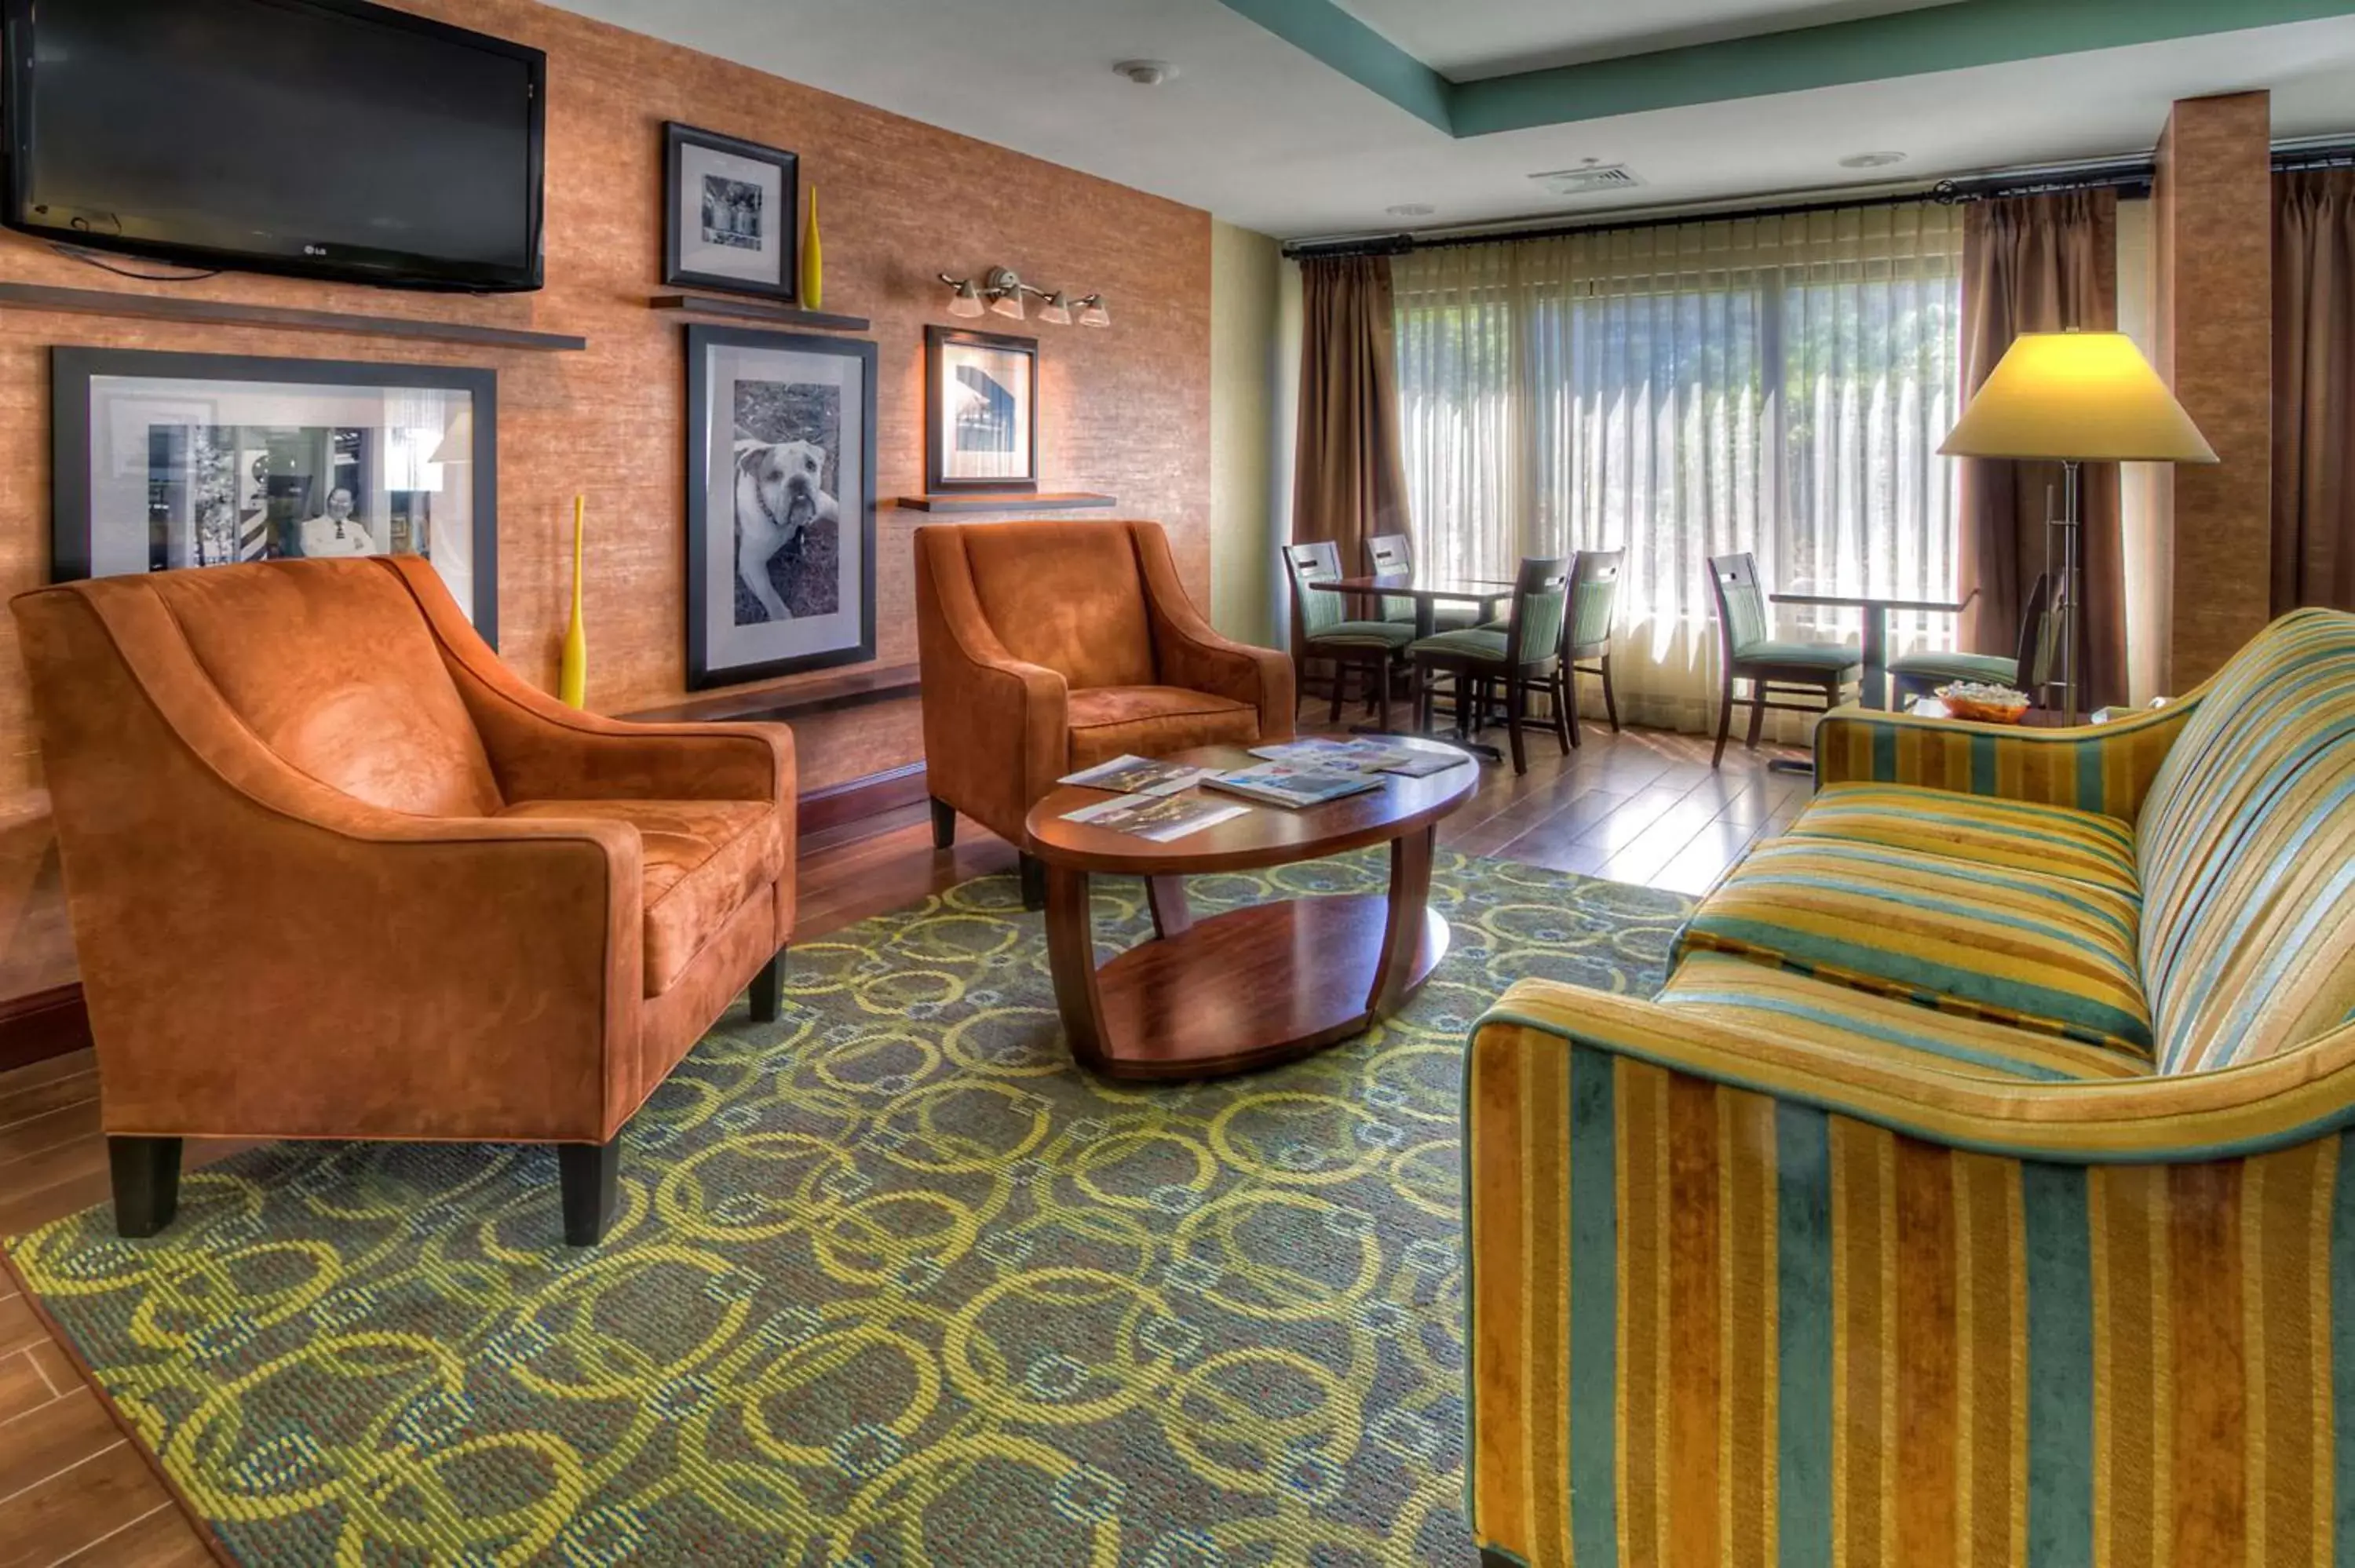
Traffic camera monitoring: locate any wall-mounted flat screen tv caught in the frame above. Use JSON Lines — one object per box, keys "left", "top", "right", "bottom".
{"left": 2, "top": 0, "right": 546, "bottom": 292}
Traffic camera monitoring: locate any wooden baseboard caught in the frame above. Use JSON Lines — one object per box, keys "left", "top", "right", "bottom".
{"left": 0, "top": 983, "right": 92, "bottom": 1073}
{"left": 0, "top": 763, "right": 932, "bottom": 1077}
{"left": 798, "top": 762, "right": 929, "bottom": 837}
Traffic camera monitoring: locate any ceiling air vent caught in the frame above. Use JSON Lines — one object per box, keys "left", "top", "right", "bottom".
{"left": 1528, "top": 164, "right": 1643, "bottom": 196}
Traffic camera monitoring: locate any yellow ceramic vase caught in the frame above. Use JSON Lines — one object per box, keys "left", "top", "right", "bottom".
{"left": 800, "top": 187, "right": 823, "bottom": 309}
{"left": 560, "top": 496, "right": 588, "bottom": 709}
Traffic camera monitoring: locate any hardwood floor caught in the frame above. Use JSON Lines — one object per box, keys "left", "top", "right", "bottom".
{"left": 0, "top": 720, "right": 1805, "bottom": 1563}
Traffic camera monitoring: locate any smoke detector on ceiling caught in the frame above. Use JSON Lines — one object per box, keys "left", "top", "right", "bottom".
{"left": 1113, "top": 60, "right": 1178, "bottom": 86}
{"left": 1839, "top": 151, "right": 1908, "bottom": 170}
{"left": 1528, "top": 164, "right": 1643, "bottom": 196}
{"left": 1386, "top": 202, "right": 1436, "bottom": 217}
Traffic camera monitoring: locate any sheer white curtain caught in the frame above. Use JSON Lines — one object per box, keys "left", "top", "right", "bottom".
{"left": 1393, "top": 202, "right": 1964, "bottom": 734}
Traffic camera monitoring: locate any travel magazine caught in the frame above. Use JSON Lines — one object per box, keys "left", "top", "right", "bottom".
{"left": 1203, "top": 762, "right": 1384, "bottom": 810}
{"left": 1248, "top": 737, "right": 1464, "bottom": 779}
{"left": 1059, "top": 791, "right": 1249, "bottom": 841}
{"left": 1057, "top": 753, "right": 1220, "bottom": 795}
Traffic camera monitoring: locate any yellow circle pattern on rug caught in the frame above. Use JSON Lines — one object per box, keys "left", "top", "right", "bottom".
{"left": 6, "top": 851, "right": 1689, "bottom": 1566}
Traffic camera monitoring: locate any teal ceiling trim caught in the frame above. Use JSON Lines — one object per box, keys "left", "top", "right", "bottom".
{"left": 1214, "top": 0, "right": 2355, "bottom": 140}
{"left": 1210, "top": 0, "right": 1452, "bottom": 131}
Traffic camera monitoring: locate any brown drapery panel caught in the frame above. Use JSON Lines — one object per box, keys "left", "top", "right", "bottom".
{"left": 1958, "top": 190, "right": 2124, "bottom": 709}
{"left": 1291, "top": 254, "right": 1410, "bottom": 568}
{"left": 2273, "top": 168, "right": 2355, "bottom": 614}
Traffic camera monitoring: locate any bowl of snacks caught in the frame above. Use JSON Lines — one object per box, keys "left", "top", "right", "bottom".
{"left": 1935, "top": 680, "right": 2032, "bottom": 724}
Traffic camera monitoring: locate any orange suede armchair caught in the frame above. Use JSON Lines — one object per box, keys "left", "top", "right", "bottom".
{"left": 11, "top": 556, "right": 795, "bottom": 1246}
{"left": 914, "top": 520, "right": 1293, "bottom": 903}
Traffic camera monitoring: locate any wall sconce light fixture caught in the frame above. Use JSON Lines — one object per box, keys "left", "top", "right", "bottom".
{"left": 938, "top": 266, "right": 1111, "bottom": 328}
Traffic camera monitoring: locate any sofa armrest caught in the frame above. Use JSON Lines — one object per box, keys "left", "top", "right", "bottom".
{"left": 1132, "top": 521, "right": 1295, "bottom": 740}
{"left": 13, "top": 582, "right": 644, "bottom": 1145}
{"left": 375, "top": 558, "right": 792, "bottom": 809}
{"left": 912, "top": 527, "right": 1071, "bottom": 844}
{"left": 1812, "top": 696, "right": 2200, "bottom": 819}
{"left": 1475, "top": 977, "right": 2355, "bottom": 1164}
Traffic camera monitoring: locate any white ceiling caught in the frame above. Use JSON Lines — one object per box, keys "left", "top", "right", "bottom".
{"left": 546, "top": 0, "right": 2355, "bottom": 240}
{"left": 1334, "top": 0, "right": 1960, "bottom": 81}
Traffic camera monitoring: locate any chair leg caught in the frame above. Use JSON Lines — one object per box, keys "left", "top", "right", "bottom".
{"left": 109, "top": 1136, "right": 182, "bottom": 1239}
{"left": 929, "top": 796, "right": 955, "bottom": 850}
{"left": 750, "top": 946, "right": 787, "bottom": 1023}
{"left": 1375, "top": 658, "right": 1393, "bottom": 731}
{"left": 559, "top": 1134, "right": 621, "bottom": 1247}
{"left": 1327, "top": 659, "right": 1345, "bottom": 723}
{"left": 1601, "top": 655, "right": 1621, "bottom": 732}
{"left": 1019, "top": 852, "right": 1047, "bottom": 913}
{"left": 1506, "top": 675, "right": 1530, "bottom": 775}
{"left": 1713, "top": 672, "right": 1737, "bottom": 768}
{"left": 1746, "top": 682, "right": 1769, "bottom": 751}
{"left": 1552, "top": 672, "right": 1577, "bottom": 753}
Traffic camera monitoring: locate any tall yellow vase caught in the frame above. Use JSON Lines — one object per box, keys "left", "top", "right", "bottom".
{"left": 560, "top": 495, "right": 588, "bottom": 709}
{"left": 799, "top": 187, "right": 823, "bottom": 309}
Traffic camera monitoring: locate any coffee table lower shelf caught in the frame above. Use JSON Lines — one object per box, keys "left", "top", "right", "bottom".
{"left": 1043, "top": 884, "right": 1449, "bottom": 1081}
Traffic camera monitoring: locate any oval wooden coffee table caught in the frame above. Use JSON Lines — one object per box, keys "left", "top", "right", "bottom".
{"left": 1022, "top": 738, "right": 1477, "bottom": 1080}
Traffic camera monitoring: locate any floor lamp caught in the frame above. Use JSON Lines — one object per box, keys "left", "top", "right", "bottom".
{"left": 1939, "top": 330, "right": 2216, "bottom": 723}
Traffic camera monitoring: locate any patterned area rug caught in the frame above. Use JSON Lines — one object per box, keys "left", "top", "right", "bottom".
{"left": 5, "top": 851, "right": 1689, "bottom": 1566}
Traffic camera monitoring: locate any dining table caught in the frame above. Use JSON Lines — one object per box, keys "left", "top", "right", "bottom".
{"left": 1767, "top": 586, "right": 1981, "bottom": 711}
{"left": 1308, "top": 571, "right": 1520, "bottom": 759}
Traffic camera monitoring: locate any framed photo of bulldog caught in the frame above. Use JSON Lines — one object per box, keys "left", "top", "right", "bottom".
{"left": 685, "top": 324, "right": 877, "bottom": 689}
{"left": 663, "top": 122, "right": 798, "bottom": 302}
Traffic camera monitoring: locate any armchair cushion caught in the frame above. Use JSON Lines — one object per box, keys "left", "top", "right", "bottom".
{"left": 1065, "top": 686, "right": 1258, "bottom": 771}
{"left": 500, "top": 799, "right": 785, "bottom": 997}
{"left": 1678, "top": 837, "right": 2153, "bottom": 1054}
{"left": 1658, "top": 951, "right": 2149, "bottom": 1082}
{"left": 1786, "top": 781, "right": 2140, "bottom": 898}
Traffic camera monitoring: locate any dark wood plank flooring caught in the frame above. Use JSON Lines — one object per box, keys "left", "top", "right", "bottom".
{"left": 0, "top": 720, "right": 1803, "bottom": 1563}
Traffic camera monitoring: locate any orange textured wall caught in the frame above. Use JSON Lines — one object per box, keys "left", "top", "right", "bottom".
{"left": 0, "top": 0, "right": 1212, "bottom": 799}
{"left": 2153, "top": 92, "right": 2273, "bottom": 691}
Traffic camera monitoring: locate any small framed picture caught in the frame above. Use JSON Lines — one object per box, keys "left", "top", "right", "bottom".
{"left": 926, "top": 325, "right": 1038, "bottom": 494}
{"left": 663, "top": 122, "right": 799, "bottom": 302}
{"left": 685, "top": 324, "right": 877, "bottom": 689}
{"left": 50, "top": 347, "right": 498, "bottom": 640}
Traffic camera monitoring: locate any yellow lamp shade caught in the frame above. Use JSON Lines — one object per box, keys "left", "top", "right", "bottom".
{"left": 1939, "top": 330, "right": 2217, "bottom": 464}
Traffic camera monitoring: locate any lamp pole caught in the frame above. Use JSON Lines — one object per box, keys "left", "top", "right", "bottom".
{"left": 2057, "top": 458, "right": 2081, "bottom": 724}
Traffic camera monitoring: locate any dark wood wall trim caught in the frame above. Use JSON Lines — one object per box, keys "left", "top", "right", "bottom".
{"left": 0, "top": 983, "right": 91, "bottom": 1073}
{"left": 0, "top": 760, "right": 934, "bottom": 1074}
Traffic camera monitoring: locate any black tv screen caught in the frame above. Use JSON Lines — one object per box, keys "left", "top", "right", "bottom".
{"left": 2, "top": 0, "right": 545, "bottom": 291}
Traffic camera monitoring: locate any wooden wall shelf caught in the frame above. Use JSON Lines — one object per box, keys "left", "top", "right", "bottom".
{"left": 622, "top": 662, "right": 920, "bottom": 724}
{"left": 893, "top": 492, "right": 1116, "bottom": 513}
{"left": 649, "top": 294, "right": 872, "bottom": 334}
{"left": 0, "top": 282, "right": 590, "bottom": 352}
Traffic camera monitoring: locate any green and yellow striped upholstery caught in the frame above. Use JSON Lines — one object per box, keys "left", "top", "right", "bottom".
{"left": 1658, "top": 953, "right": 2148, "bottom": 1081}
{"left": 2134, "top": 608, "right": 2355, "bottom": 1074}
{"left": 1464, "top": 610, "right": 2355, "bottom": 1568}
{"left": 1676, "top": 837, "right": 2153, "bottom": 1054}
{"left": 1466, "top": 989, "right": 2355, "bottom": 1568}
{"left": 1787, "top": 781, "right": 2139, "bottom": 897}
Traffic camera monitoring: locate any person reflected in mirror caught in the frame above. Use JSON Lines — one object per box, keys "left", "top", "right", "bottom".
{"left": 297, "top": 487, "right": 374, "bottom": 557}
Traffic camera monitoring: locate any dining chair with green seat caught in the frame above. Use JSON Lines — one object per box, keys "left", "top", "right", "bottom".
{"left": 1889, "top": 572, "right": 2057, "bottom": 709}
{"left": 1367, "top": 533, "right": 1477, "bottom": 632}
{"left": 1707, "top": 551, "right": 1863, "bottom": 768}
{"left": 1283, "top": 541, "right": 1415, "bottom": 728}
{"left": 1408, "top": 555, "right": 1572, "bottom": 775}
{"left": 1564, "top": 548, "right": 1625, "bottom": 739}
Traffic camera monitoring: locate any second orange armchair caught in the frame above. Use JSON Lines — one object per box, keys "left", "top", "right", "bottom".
{"left": 914, "top": 520, "right": 1293, "bottom": 903}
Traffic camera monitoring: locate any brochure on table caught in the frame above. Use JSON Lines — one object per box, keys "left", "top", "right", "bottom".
{"left": 1250, "top": 737, "right": 1462, "bottom": 778}
{"left": 1058, "top": 754, "right": 1221, "bottom": 795}
{"left": 1203, "top": 762, "right": 1385, "bottom": 810}
{"left": 1059, "top": 791, "right": 1249, "bottom": 842}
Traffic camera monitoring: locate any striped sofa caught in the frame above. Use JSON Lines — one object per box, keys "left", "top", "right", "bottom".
{"left": 1464, "top": 608, "right": 2355, "bottom": 1567}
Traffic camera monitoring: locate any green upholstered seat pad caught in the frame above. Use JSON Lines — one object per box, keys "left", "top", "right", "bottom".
{"left": 1410, "top": 627, "right": 1511, "bottom": 662}
{"left": 1657, "top": 951, "right": 2151, "bottom": 1082}
{"left": 1675, "top": 837, "right": 2153, "bottom": 1054}
{"left": 1888, "top": 649, "right": 2021, "bottom": 684}
{"left": 1386, "top": 603, "right": 1479, "bottom": 629}
{"left": 1786, "top": 782, "right": 2141, "bottom": 899}
{"left": 1308, "top": 618, "right": 1416, "bottom": 650}
{"left": 1733, "top": 640, "right": 1862, "bottom": 673}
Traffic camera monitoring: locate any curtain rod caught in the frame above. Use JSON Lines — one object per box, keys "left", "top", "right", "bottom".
{"left": 1282, "top": 140, "right": 2355, "bottom": 261}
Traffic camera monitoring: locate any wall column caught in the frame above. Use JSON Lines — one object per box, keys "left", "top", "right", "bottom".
{"left": 2152, "top": 91, "right": 2273, "bottom": 691}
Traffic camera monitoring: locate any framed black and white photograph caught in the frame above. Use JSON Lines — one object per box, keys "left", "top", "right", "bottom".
{"left": 663, "top": 122, "right": 799, "bottom": 302}
{"left": 51, "top": 348, "right": 498, "bottom": 640}
{"left": 926, "top": 326, "right": 1038, "bottom": 493}
{"left": 686, "top": 324, "right": 875, "bottom": 689}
